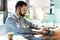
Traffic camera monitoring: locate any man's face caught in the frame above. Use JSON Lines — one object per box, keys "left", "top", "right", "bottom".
{"left": 16, "top": 5, "right": 27, "bottom": 17}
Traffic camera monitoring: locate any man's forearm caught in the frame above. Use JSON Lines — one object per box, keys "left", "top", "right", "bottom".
{"left": 30, "top": 26, "right": 41, "bottom": 30}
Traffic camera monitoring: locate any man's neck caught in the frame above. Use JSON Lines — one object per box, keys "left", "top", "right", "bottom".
{"left": 15, "top": 12, "right": 21, "bottom": 18}
{"left": 17, "top": 13, "right": 21, "bottom": 17}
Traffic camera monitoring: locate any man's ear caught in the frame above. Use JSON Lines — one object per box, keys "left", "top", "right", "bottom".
{"left": 18, "top": 6, "right": 21, "bottom": 9}
{"left": 17, "top": 6, "right": 21, "bottom": 11}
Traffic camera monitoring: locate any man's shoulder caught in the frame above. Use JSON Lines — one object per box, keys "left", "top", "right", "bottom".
{"left": 8, "top": 14, "right": 17, "bottom": 20}
{"left": 6, "top": 14, "right": 18, "bottom": 22}
{"left": 5, "top": 14, "right": 18, "bottom": 24}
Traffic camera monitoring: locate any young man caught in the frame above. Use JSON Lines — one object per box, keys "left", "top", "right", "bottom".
{"left": 5, "top": 0, "right": 41, "bottom": 38}
{"left": 5, "top": 1, "right": 50, "bottom": 40}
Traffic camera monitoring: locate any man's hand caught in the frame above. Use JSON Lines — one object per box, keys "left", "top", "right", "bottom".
{"left": 35, "top": 27, "right": 50, "bottom": 35}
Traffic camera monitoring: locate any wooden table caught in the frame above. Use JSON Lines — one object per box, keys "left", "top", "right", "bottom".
{"left": 39, "top": 29, "right": 60, "bottom": 40}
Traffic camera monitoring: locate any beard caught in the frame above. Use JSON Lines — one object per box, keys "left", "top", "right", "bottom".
{"left": 20, "top": 13, "right": 25, "bottom": 17}
{"left": 19, "top": 9, "right": 26, "bottom": 17}
{"left": 19, "top": 12, "right": 25, "bottom": 17}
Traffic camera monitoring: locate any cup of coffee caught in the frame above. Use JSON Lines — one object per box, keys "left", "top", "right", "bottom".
{"left": 8, "top": 32, "right": 14, "bottom": 40}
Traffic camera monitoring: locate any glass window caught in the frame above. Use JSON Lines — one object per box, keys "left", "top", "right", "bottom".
{"left": 0, "top": 11, "right": 3, "bottom": 25}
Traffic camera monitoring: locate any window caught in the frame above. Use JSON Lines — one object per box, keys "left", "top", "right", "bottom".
{"left": 0, "top": 11, "right": 3, "bottom": 25}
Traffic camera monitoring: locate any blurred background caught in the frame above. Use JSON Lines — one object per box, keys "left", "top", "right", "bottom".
{"left": 0, "top": 0, "right": 60, "bottom": 35}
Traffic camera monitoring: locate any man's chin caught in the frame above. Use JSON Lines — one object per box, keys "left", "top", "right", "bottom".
{"left": 22, "top": 15, "right": 25, "bottom": 17}
{"left": 20, "top": 13, "right": 26, "bottom": 17}
{"left": 21, "top": 15, "right": 25, "bottom": 17}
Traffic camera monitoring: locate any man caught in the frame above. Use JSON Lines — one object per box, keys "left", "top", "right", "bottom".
{"left": 5, "top": 1, "right": 55, "bottom": 40}
{"left": 5, "top": 1, "right": 43, "bottom": 40}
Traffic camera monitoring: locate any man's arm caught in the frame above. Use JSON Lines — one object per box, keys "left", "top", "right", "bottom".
{"left": 5, "top": 17, "right": 19, "bottom": 34}
{"left": 29, "top": 22, "right": 41, "bottom": 30}
{"left": 24, "top": 18, "right": 41, "bottom": 29}
{"left": 5, "top": 17, "right": 20, "bottom": 40}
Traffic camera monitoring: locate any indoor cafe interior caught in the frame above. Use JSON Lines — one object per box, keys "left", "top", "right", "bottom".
{"left": 0, "top": 0, "right": 60, "bottom": 40}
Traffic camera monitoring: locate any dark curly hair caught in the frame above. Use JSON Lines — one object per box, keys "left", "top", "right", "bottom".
{"left": 15, "top": 1, "right": 27, "bottom": 10}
